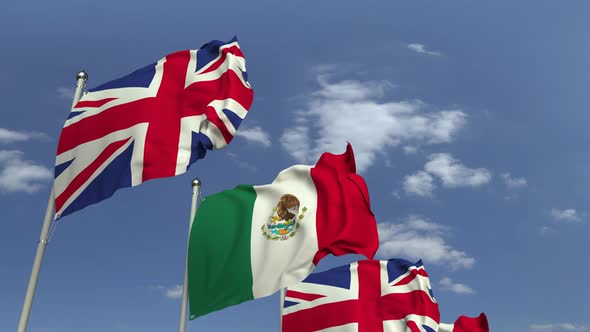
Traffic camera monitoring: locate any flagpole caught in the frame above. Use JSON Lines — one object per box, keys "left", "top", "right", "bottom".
{"left": 179, "top": 177, "right": 201, "bottom": 332}
{"left": 279, "top": 288, "right": 285, "bottom": 332}
{"left": 17, "top": 71, "right": 88, "bottom": 332}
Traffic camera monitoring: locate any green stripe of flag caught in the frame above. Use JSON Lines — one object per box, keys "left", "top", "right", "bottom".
{"left": 188, "top": 185, "right": 256, "bottom": 319}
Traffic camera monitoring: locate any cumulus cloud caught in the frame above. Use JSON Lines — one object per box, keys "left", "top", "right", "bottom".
{"left": 0, "top": 150, "right": 53, "bottom": 193}
{"left": 439, "top": 277, "right": 475, "bottom": 294}
{"left": 403, "top": 146, "right": 419, "bottom": 154}
{"left": 501, "top": 173, "right": 527, "bottom": 189}
{"left": 280, "top": 76, "right": 466, "bottom": 172}
{"left": 529, "top": 323, "right": 588, "bottom": 331}
{"left": 153, "top": 284, "right": 183, "bottom": 299}
{"left": 424, "top": 153, "right": 492, "bottom": 188}
{"left": 403, "top": 171, "right": 435, "bottom": 196}
{"left": 377, "top": 216, "right": 475, "bottom": 270}
{"left": 0, "top": 128, "right": 48, "bottom": 144}
{"left": 408, "top": 43, "right": 442, "bottom": 56}
{"left": 312, "top": 78, "right": 392, "bottom": 101}
{"left": 236, "top": 126, "right": 272, "bottom": 147}
{"left": 551, "top": 209, "right": 581, "bottom": 222}
{"left": 281, "top": 117, "right": 310, "bottom": 163}
{"left": 403, "top": 153, "right": 491, "bottom": 196}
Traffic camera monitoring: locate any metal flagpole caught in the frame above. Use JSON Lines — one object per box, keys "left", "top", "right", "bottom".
{"left": 17, "top": 71, "right": 88, "bottom": 332}
{"left": 279, "top": 288, "right": 285, "bottom": 332}
{"left": 179, "top": 177, "right": 201, "bottom": 332}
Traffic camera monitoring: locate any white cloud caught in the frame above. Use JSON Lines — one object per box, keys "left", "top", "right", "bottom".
{"left": 408, "top": 43, "right": 442, "bottom": 56}
{"left": 551, "top": 209, "right": 581, "bottom": 222}
{"left": 154, "top": 284, "right": 183, "bottom": 299}
{"left": 403, "top": 146, "right": 419, "bottom": 154}
{"left": 529, "top": 323, "right": 588, "bottom": 331}
{"left": 0, "top": 150, "right": 53, "bottom": 193}
{"left": 501, "top": 173, "right": 527, "bottom": 189}
{"left": 424, "top": 153, "right": 492, "bottom": 188}
{"left": 281, "top": 116, "right": 310, "bottom": 163}
{"left": 312, "top": 78, "right": 392, "bottom": 101}
{"left": 56, "top": 87, "right": 75, "bottom": 99}
{"left": 377, "top": 216, "right": 475, "bottom": 270}
{"left": 0, "top": 128, "right": 48, "bottom": 144}
{"left": 439, "top": 277, "right": 475, "bottom": 294}
{"left": 403, "top": 171, "right": 435, "bottom": 196}
{"left": 280, "top": 76, "right": 466, "bottom": 172}
{"left": 236, "top": 126, "right": 272, "bottom": 147}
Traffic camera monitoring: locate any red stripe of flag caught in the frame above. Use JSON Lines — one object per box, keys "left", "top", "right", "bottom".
{"left": 379, "top": 290, "right": 440, "bottom": 321}
{"left": 55, "top": 138, "right": 130, "bottom": 213}
{"left": 141, "top": 50, "right": 189, "bottom": 180}
{"left": 57, "top": 98, "right": 152, "bottom": 154}
{"left": 395, "top": 269, "right": 429, "bottom": 286}
{"left": 311, "top": 144, "right": 379, "bottom": 265}
{"left": 201, "top": 45, "right": 245, "bottom": 75}
{"left": 75, "top": 98, "right": 118, "bottom": 108}
{"left": 407, "top": 320, "right": 424, "bottom": 332}
{"left": 453, "top": 313, "right": 489, "bottom": 332}
{"left": 358, "top": 260, "right": 383, "bottom": 332}
{"left": 184, "top": 69, "right": 253, "bottom": 115}
{"left": 285, "top": 290, "right": 326, "bottom": 302}
{"left": 283, "top": 300, "right": 361, "bottom": 332}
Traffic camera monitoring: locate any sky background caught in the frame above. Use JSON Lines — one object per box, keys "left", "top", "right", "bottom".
{"left": 1, "top": 1, "right": 589, "bottom": 331}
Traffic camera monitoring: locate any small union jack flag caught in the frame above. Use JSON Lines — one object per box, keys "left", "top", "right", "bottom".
{"left": 283, "top": 259, "right": 488, "bottom": 332}
{"left": 54, "top": 37, "right": 253, "bottom": 219}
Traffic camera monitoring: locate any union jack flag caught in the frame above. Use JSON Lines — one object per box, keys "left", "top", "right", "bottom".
{"left": 54, "top": 37, "right": 253, "bottom": 219}
{"left": 283, "top": 259, "right": 488, "bottom": 332}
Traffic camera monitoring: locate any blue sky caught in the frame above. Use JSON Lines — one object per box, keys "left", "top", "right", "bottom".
{"left": 1, "top": 1, "right": 589, "bottom": 331}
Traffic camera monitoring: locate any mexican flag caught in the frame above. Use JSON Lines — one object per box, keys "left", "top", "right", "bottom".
{"left": 187, "top": 144, "right": 379, "bottom": 319}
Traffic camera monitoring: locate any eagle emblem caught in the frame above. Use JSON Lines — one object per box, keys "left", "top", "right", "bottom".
{"left": 261, "top": 194, "right": 307, "bottom": 241}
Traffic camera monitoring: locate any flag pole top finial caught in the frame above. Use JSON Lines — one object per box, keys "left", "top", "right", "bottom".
{"left": 192, "top": 178, "right": 201, "bottom": 188}
{"left": 76, "top": 71, "right": 88, "bottom": 82}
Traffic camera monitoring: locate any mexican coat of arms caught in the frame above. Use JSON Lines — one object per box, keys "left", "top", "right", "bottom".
{"left": 261, "top": 194, "right": 307, "bottom": 241}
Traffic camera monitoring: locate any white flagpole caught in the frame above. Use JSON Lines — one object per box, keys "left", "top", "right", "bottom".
{"left": 179, "top": 177, "right": 201, "bottom": 332}
{"left": 279, "top": 288, "right": 285, "bottom": 332}
{"left": 17, "top": 71, "right": 88, "bottom": 332}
